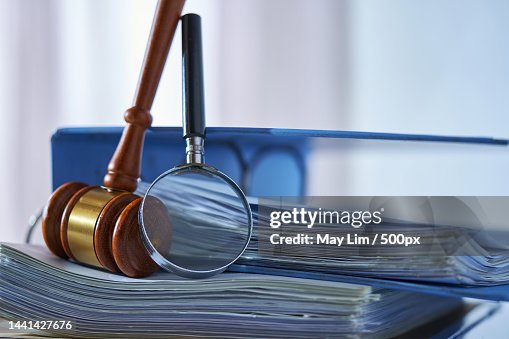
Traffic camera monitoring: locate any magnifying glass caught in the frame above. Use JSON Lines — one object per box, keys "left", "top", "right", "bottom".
{"left": 139, "top": 14, "right": 253, "bottom": 279}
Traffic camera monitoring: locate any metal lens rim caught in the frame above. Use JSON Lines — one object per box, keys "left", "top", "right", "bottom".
{"left": 139, "top": 164, "right": 253, "bottom": 279}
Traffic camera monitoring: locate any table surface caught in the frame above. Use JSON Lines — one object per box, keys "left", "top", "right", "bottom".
{"left": 463, "top": 302, "right": 508, "bottom": 339}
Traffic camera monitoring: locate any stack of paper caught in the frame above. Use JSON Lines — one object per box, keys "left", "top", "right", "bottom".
{"left": 136, "top": 180, "right": 509, "bottom": 286}
{"left": 241, "top": 224, "right": 509, "bottom": 286}
{"left": 0, "top": 243, "right": 462, "bottom": 338}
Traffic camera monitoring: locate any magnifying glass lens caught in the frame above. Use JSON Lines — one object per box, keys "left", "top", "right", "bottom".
{"left": 140, "top": 165, "right": 252, "bottom": 278}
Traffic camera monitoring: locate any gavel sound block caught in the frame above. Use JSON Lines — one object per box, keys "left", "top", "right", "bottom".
{"left": 42, "top": 0, "right": 184, "bottom": 278}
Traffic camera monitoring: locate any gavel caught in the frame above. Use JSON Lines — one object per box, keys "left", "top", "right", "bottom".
{"left": 42, "top": 0, "right": 185, "bottom": 278}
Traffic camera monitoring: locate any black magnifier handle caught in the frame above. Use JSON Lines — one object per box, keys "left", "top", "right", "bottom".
{"left": 182, "top": 14, "right": 206, "bottom": 140}
{"left": 182, "top": 14, "right": 206, "bottom": 164}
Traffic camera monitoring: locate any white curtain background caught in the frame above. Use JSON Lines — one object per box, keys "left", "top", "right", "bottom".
{"left": 1, "top": 0, "right": 508, "bottom": 243}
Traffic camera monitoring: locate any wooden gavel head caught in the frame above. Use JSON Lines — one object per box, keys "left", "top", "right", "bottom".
{"left": 41, "top": 0, "right": 185, "bottom": 278}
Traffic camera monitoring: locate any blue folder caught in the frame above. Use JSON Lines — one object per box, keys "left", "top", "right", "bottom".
{"left": 50, "top": 127, "right": 509, "bottom": 301}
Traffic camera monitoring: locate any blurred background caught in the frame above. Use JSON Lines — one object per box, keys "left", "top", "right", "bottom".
{"left": 0, "top": 0, "right": 508, "bottom": 243}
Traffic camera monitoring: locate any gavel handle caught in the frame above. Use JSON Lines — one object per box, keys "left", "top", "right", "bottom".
{"left": 104, "top": 0, "right": 185, "bottom": 192}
